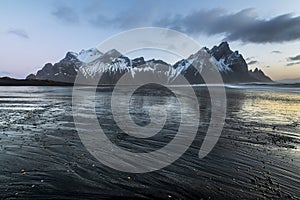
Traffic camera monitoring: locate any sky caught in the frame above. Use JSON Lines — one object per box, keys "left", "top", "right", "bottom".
{"left": 0, "top": 0, "right": 300, "bottom": 80}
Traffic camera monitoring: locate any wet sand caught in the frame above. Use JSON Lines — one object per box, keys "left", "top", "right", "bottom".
{"left": 0, "top": 86, "right": 299, "bottom": 199}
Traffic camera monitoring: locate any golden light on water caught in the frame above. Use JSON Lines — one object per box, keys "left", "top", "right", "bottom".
{"left": 238, "top": 91, "right": 300, "bottom": 125}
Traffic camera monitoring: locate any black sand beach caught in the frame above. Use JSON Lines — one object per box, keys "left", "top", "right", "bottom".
{"left": 0, "top": 85, "right": 299, "bottom": 199}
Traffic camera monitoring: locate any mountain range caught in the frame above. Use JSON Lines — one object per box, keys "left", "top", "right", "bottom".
{"left": 26, "top": 42, "right": 272, "bottom": 84}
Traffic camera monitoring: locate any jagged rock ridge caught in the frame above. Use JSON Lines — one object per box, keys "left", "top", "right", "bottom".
{"left": 27, "top": 42, "right": 272, "bottom": 84}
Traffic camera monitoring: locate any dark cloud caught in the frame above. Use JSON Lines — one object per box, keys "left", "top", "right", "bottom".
{"left": 89, "top": 3, "right": 155, "bottom": 29}
{"left": 271, "top": 50, "right": 282, "bottom": 54}
{"left": 247, "top": 60, "right": 259, "bottom": 65}
{"left": 82, "top": 1, "right": 102, "bottom": 14}
{"left": 7, "top": 28, "right": 29, "bottom": 39}
{"left": 155, "top": 8, "right": 300, "bottom": 43}
{"left": 288, "top": 54, "right": 300, "bottom": 61}
{"left": 52, "top": 6, "right": 79, "bottom": 24}
{"left": 246, "top": 57, "right": 255, "bottom": 61}
{"left": 286, "top": 62, "right": 300, "bottom": 66}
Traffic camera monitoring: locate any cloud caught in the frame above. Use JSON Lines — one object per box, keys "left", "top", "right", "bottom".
{"left": 89, "top": 2, "right": 155, "bottom": 29}
{"left": 286, "top": 62, "right": 300, "bottom": 66}
{"left": 7, "top": 28, "right": 29, "bottom": 39}
{"left": 271, "top": 50, "right": 282, "bottom": 54}
{"left": 52, "top": 6, "right": 79, "bottom": 24}
{"left": 247, "top": 60, "right": 259, "bottom": 65}
{"left": 246, "top": 57, "right": 259, "bottom": 65}
{"left": 288, "top": 54, "right": 300, "bottom": 61}
{"left": 246, "top": 57, "right": 255, "bottom": 61}
{"left": 82, "top": 1, "right": 102, "bottom": 13}
{"left": 155, "top": 8, "right": 300, "bottom": 43}
{"left": 0, "top": 71, "right": 13, "bottom": 77}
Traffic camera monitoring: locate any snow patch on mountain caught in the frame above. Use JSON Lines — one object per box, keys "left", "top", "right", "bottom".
{"left": 210, "top": 57, "right": 232, "bottom": 72}
{"left": 77, "top": 48, "right": 103, "bottom": 63}
{"left": 27, "top": 42, "right": 272, "bottom": 84}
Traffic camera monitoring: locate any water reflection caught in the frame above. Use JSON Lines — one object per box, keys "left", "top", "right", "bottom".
{"left": 236, "top": 90, "right": 300, "bottom": 125}
{"left": 225, "top": 87, "right": 300, "bottom": 153}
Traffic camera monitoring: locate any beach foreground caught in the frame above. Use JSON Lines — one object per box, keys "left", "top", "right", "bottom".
{"left": 0, "top": 85, "right": 299, "bottom": 199}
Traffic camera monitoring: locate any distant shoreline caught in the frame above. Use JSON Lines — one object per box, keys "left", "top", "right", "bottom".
{"left": 0, "top": 77, "right": 73, "bottom": 86}
{"left": 1, "top": 77, "right": 299, "bottom": 87}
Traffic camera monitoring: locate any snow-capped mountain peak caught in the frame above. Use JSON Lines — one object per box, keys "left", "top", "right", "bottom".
{"left": 105, "top": 49, "right": 122, "bottom": 57}
{"left": 27, "top": 42, "right": 272, "bottom": 84}
{"left": 63, "top": 52, "right": 79, "bottom": 62}
{"left": 77, "top": 48, "right": 103, "bottom": 63}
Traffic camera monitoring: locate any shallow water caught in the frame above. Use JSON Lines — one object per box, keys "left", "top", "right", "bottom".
{"left": 0, "top": 85, "right": 299, "bottom": 199}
